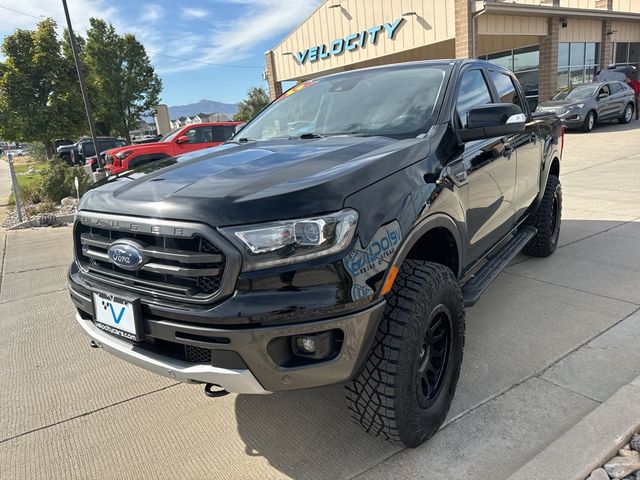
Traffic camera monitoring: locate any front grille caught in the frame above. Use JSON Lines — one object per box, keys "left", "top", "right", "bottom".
{"left": 538, "top": 106, "right": 567, "bottom": 115}
{"left": 75, "top": 220, "right": 227, "bottom": 305}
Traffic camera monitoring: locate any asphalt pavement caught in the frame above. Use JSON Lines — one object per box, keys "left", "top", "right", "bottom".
{"left": 1, "top": 121, "right": 640, "bottom": 479}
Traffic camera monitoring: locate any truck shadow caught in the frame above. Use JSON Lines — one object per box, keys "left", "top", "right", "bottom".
{"left": 234, "top": 385, "right": 399, "bottom": 480}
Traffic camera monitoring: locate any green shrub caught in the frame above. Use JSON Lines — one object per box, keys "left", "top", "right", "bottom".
{"left": 25, "top": 201, "right": 56, "bottom": 217}
{"left": 38, "top": 160, "right": 91, "bottom": 203}
{"left": 26, "top": 142, "right": 48, "bottom": 163}
{"left": 19, "top": 177, "right": 43, "bottom": 204}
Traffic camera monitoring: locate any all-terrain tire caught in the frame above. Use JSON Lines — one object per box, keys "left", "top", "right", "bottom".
{"left": 581, "top": 110, "right": 596, "bottom": 132}
{"left": 345, "top": 261, "right": 465, "bottom": 448}
{"left": 523, "top": 174, "right": 562, "bottom": 257}
{"left": 619, "top": 103, "right": 634, "bottom": 124}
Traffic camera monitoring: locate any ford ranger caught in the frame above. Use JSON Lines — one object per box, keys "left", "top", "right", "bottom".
{"left": 68, "top": 60, "right": 563, "bottom": 448}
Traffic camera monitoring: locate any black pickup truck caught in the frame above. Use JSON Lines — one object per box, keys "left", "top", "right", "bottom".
{"left": 68, "top": 59, "right": 563, "bottom": 448}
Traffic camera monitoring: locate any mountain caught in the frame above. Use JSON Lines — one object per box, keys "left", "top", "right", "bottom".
{"left": 167, "top": 99, "right": 238, "bottom": 119}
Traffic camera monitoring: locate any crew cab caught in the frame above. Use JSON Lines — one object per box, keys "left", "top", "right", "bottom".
{"left": 68, "top": 60, "right": 563, "bottom": 448}
{"left": 103, "top": 122, "right": 241, "bottom": 175}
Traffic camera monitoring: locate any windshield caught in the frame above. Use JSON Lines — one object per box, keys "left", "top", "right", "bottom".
{"left": 233, "top": 65, "right": 450, "bottom": 142}
{"left": 159, "top": 128, "right": 182, "bottom": 143}
{"left": 553, "top": 84, "right": 597, "bottom": 101}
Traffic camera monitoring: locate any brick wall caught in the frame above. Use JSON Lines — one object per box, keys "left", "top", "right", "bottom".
{"left": 264, "top": 51, "right": 283, "bottom": 101}
{"left": 596, "top": 0, "right": 614, "bottom": 68}
{"left": 539, "top": 17, "right": 560, "bottom": 102}
{"left": 455, "top": 0, "right": 472, "bottom": 58}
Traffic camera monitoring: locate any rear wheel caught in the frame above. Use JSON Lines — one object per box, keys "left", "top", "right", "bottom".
{"left": 581, "top": 111, "right": 596, "bottom": 132}
{"left": 523, "top": 174, "right": 562, "bottom": 257}
{"left": 346, "top": 261, "right": 465, "bottom": 448}
{"left": 619, "top": 103, "right": 634, "bottom": 124}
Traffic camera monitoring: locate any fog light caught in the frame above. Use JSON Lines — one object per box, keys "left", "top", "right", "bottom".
{"left": 296, "top": 336, "right": 316, "bottom": 354}
{"left": 292, "top": 331, "right": 336, "bottom": 360}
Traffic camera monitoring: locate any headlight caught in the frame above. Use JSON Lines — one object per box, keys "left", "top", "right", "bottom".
{"left": 566, "top": 104, "right": 584, "bottom": 110}
{"left": 116, "top": 150, "right": 133, "bottom": 160}
{"left": 220, "top": 209, "right": 358, "bottom": 271}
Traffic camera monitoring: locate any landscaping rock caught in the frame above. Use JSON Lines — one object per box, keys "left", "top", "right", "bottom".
{"left": 587, "top": 467, "right": 611, "bottom": 480}
{"left": 604, "top": 450, "right": 640, "bottom": 479}
{"left": 631, "top": 434, "right": 640, "bottom": 452}
{"left": 60, "top": 196, "right": 78, "bottom": 207}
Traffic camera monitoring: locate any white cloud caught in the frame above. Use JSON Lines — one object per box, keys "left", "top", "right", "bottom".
{"left": 158, "top": 0, "right": 323, "bottom": 74}
{"left": 0, "top": 0, "right": 117, "bottom": 37}
{"left": 141, "top": 4, "right": 164, "bottom": 24}
{"left": 181, "top": 7, "right": 209, "bottom": 19}
{"left": 0, "top": 0, "right": 324, "bottom": 82}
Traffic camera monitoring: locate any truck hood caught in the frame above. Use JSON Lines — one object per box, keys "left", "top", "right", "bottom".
{"left": 106, "top": 142, "right": 166, "bottom": 156}
{"left": 80, "top": 135, "right": 431, "bottom": 226}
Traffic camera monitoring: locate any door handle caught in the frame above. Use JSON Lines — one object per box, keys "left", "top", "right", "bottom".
{"left": 503, "top": 144, "right": 515, "bottom": 159}
{"left": 531, "top": 133, "right": 539, "bottom": 144}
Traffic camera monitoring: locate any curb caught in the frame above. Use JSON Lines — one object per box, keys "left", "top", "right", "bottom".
{"left": 507, "top": 376, "right": 640, "bottom": 480}
{"left": 8, "top": 213, "right": 75, "bottom": 230}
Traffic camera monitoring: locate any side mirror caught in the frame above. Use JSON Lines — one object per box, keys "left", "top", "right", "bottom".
{"left": 175, "top": 135, "right": 190, "bottom": 144}
{"left": 597, "top": 92, "right": 608, "bottom": 100}
{"left": 458, "top": 104, "right": 526, "bottom": 142}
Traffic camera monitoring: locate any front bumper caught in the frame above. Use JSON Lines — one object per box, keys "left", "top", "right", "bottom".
{"left": 75, "top": 313, "right": 268, "bottom": 394}
{"left": 71, "top": 285, "right": 385, "bottom": 393}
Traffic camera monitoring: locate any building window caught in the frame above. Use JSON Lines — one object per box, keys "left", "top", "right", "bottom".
{"left": 480, "top": 45, "right": 540, "bottom": 110}
{"left": 557, "top": 42, "right": 600, "bottom": 90}
{"left": 613, "top": 42, "right": 640, "bottom": 68}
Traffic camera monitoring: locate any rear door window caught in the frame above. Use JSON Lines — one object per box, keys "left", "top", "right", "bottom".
{"left": 212, "top": 126, "right": 236, "bottom": 142}
{"left": 489, "top": 71, "right": 525, "bottom": 113}
{"left": 610, "top": 82, "right": 623, "bottom": 94}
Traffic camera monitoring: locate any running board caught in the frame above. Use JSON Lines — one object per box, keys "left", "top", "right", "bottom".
{"left": 461, "top": 226, "right": 537, "bottom": 307}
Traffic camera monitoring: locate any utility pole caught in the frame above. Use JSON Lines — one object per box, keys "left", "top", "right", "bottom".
{"left": 61, "top": 0, "right": 103, "bottom": 170}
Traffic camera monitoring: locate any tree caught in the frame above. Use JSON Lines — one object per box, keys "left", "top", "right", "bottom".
{"left": 0, "top": 19, "right": 85, "bottom": 155}
{"left": 234, "top": 87, "right": 270, "bottom": 122}
{"left": 84, "top": 19, "right": 162, "bottom": 142}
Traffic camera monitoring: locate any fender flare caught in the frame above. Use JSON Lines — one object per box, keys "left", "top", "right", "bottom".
{"left": 387, "top": 213, "right": 463, "bottom": 279}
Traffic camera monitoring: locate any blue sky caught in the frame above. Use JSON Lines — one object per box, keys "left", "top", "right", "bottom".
{"left": 0, "top": 0, "right": 324, "bottom": 106}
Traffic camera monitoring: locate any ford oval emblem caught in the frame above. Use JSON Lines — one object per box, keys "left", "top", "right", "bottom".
{"left": 107, "top": 241, "right": 145, "bottom": 271}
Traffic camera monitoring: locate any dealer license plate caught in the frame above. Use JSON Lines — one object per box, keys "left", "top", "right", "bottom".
{"left": 93, "top": 292, "right": 141, "bottom": 341}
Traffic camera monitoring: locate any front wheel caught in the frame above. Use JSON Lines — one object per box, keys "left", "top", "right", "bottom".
{"left": 346, "top": 261, "right": 465, "bottom": 448}
{"left": 581, "top": 111, "right": 596, "bottom": 132}
{"left": 619, "top": 103, "right": 634, "bottom": 124}
{"left": 523, "top": 174, "right": 562, "bottom": 257}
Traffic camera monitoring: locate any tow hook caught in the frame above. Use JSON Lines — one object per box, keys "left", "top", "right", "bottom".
{"left": 204, "top": 383, "right": 230, "bottom": 398}
{"left": 90, "top": 340, "right": 100, "bottom": 349}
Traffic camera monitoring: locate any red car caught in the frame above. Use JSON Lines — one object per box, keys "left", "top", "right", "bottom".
{"left": 103, "top": 122, "right": 242, "bottom": 175}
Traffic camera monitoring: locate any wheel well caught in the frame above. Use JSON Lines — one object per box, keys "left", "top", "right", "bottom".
{"left": 550, "top": 157, "right": 560, "bottom": 178}
{"left": 590, "top": 109, "right": 597, "bottom": 120}
{"left": 405, "top": 227, "right": 459, "bottom": 276}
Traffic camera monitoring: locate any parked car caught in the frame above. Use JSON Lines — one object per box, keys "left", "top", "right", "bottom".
{"left": 58, "top": 141, "right": 82, "bottom": 165}
{"left": 536, "top": 81, "right": 635, "bottom": 132}
{"left": 71, "top": 137, "right": 127, "bottom": 166}
{"left": 69, "top": 59, "right": 563, "bottom": 448}
{"left": 52, "top": 138, "right": 73, "bottom": 151}
{"left": 103, "top": 122, "right": 241, "bottom": 175}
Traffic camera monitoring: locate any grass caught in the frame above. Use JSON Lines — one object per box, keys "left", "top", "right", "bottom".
{"left": 6, "top": 160, "right": 46, "bottom": 206}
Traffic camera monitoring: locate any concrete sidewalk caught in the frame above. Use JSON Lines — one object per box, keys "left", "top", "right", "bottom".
{"left": 1, "top": 122, "right": 640, "bottom": 479}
